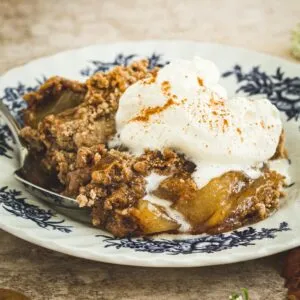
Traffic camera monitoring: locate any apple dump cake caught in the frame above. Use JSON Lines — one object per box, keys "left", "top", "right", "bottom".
{"left": 19, "top": 57, "right": 290, "bottom": 237}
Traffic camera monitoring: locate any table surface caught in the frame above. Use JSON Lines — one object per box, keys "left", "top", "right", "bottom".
{"left": 0, "top": 0, "right": 299, "bottom": 299}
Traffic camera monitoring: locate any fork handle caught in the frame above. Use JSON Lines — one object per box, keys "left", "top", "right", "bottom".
{"left": 0, "top": 101, "right": 27, "bottom": 165}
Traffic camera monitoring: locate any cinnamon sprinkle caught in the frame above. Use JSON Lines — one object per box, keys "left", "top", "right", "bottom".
{"left": 161, "top": 81, "right": 171, "bottom": 94}
{"left": 260, "top": 120, "right": 266, "bottom": 129}
{"left": 209, "top": 97, "right": 225, "bottom": 107}
{"left": 197, "top": 77, "right": 204, "bottom": 86}
{"left": 130, "top": 98, "right": 178, "bottom": 122}
{"left": 222, "top": 119, "right": 229, "bottom": 132}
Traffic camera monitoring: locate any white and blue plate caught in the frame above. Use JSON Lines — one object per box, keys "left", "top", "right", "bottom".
{"left": 0, "top": 41, "right": 299, "bottom": 267}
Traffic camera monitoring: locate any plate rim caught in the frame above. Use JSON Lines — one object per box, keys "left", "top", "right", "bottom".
{"left": 0, "top": 39, "right": 299, "bottom": 267}
{"left": 1, "top": 220, "right": 299, "bottom": 268}
{"left": 1, "top": 39, "right": 300, "bottom": 79}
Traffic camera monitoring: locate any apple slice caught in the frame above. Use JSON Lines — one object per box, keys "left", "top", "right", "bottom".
{"left": 131, "top": 199, "right": 179, "bottom": 234}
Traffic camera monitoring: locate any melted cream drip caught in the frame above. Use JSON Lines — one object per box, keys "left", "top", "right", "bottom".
{"left": 144, "top": 173, "right": 191, "bottom": 232}
{"left": 192, "top": 161, "right": 262, "bottom": 188}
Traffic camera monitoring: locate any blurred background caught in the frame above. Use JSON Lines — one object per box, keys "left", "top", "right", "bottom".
{"left": 1, "top": 0, "right": 299, "bottom": 73}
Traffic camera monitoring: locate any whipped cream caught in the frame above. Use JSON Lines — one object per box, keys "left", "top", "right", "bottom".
{"left": 114, "top": 57, "right": 283, "bottom": 188}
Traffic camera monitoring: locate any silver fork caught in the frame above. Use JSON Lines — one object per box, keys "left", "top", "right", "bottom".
{"left": 0, "top": 101, "right": 79, "bottom": 209}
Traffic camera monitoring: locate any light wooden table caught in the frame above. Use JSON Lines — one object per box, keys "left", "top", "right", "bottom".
{"left": 0, "top": 0, "right": 299, "bottom": 299}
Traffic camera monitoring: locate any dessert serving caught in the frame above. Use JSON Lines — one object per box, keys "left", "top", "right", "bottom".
{"left": 19, "top": 56, "right": 290, "bottom": 237}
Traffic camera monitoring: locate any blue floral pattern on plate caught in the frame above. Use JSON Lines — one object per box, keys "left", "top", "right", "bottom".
{"left": 0, "top": 125, "right": 14, "bottom": 158}
{"left": 0, "top": 186, "right": 72, "bottom": 233}
{"left": 80, "top": 53, "right": 169, "bottom": 76}
{"left": 98, "top": 222, "right": 290, "bottom": 254}
{"left": 0, "top": 76, "right": 47, "bottom": 122}
{"left": 222, "top": 66, "right": 300, "bottom": 121}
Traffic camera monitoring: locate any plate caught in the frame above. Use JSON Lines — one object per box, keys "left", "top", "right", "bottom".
{"left": 0, "top": 40, "right": 299, "bottom": 267}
